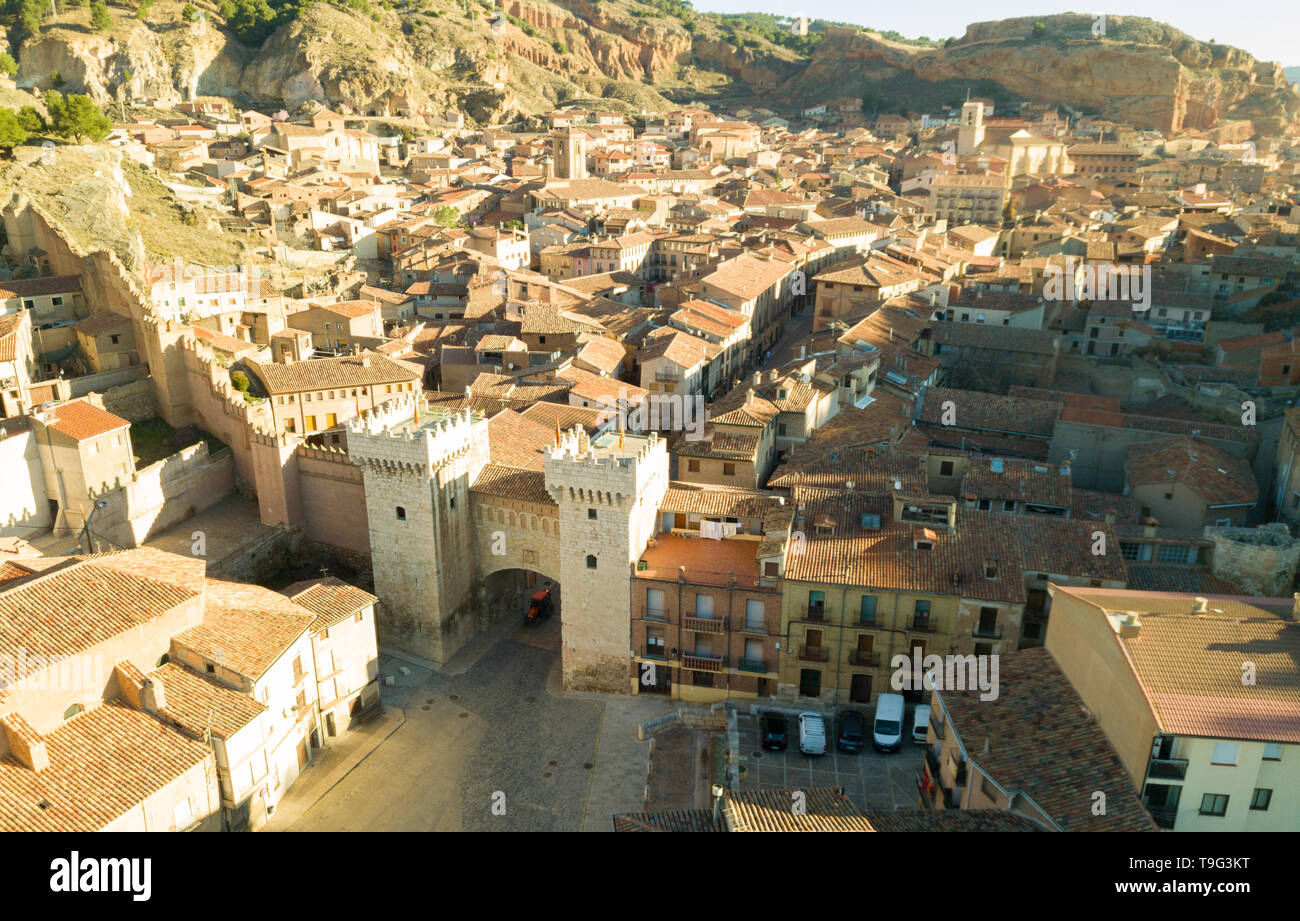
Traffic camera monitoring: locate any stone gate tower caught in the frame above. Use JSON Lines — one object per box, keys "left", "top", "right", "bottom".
{"left": 545, "top": 427, "right": 668, "bottom": 692}
{"left": 348, "top": 401, "right": 490, "bottom": 662}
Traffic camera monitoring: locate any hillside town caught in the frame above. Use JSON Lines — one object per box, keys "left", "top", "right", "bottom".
{"left": 1, "top": 56, "right": 1299, "bottom": 840}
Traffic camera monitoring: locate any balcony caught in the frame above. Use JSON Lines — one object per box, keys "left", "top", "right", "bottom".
{"left": 642, "top": 647, "right": 667, "bottom": 661}
{"left": 805, "top": 605, "right": 827, "bottom": 623}
{"left": 1147, "top": 805, "right": 1177, "bottom": 830}
{"left": 642, "top": 607, "right": 668, "bottom": 623}
{"left": 654, "top": 371, "right": 681, "bottom": 383}
{"left": 848, "top": 650, "right": 881, "bottom": 668}
{"left": 972, "top": 624, "right": 1003, "bottom": 640}
{"left": 683, "top": 614, "right": 728, "bottom": 635}
{"left": 682, "top": 654, "right": 726, "bottom": 672}
{"left": 910, "top": 619, "right": 934, "bottom": 633}
{"left": 738, "top": 657, "right": 768, "bottom": 674}
{"left": 1147, "top": 758, "right": 1189, "bottom": 781}
{"left": 798, "top": 645, "right": 829, "bottom": 663}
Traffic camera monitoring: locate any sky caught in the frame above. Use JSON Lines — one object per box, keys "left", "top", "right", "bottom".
{"left": 693, "top": 1, "right": 1300, "bottom": 66}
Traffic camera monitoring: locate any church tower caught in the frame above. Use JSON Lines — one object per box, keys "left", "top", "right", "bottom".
{"left": 957, "top": 100, "right": 986, "bottom": 156}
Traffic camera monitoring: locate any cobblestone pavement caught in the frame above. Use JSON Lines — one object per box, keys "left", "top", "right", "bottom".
{"left": 734, "top": 709, "right": 926, "bottom": 812}
{"left": 278, "top": 614, "right": 670, "bottom": 832}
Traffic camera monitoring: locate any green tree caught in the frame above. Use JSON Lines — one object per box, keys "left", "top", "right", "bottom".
{"left": 91, "top": 0, "right": 112, "bottom": 30}
{"left": 136, "top": 0, "right": 154, "bottom": 19}
{"left": 1031, "top": 21, "right": 1045, "bottom": 38}
{"left": 230, "top": 370, "right": 250, "bottom": 392}
{"left": 16, "top": 106, "right": 46, "bottom": 134}
{"left": 433, "top": 205, "right": 461, "bottom": 228}
{"left": 45, "top": 92, "right": 111, "bottom": 142}
{"left": 181, "top": 1, "right": 198, "bottom": 19}
{"left": 0, "top": 54, "right": 17, "bottom": 78}
{"left": 50, "top": 70, "right": 64, "bottom": 89}
{"left": 18, "top": 0, "right": 45, "bottom": 36}
{"left": 0, "top": 108, "right": 29, "bottom": 151}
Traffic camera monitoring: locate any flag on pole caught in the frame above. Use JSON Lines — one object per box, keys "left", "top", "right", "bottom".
{"left": 555, "top": 415, "right": 561, "bottom": 446}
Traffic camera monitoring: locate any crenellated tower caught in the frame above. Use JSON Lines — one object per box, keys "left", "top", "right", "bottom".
{"left": 544, "top": 427, "right": 669, "bottom": 692}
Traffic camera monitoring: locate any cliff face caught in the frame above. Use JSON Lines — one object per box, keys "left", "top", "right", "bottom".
{"left": 9, "top": 6, "right": 1297, "bottom": 131}
{"left": 786, "top": 15, "right": 1299, "bottom": 132}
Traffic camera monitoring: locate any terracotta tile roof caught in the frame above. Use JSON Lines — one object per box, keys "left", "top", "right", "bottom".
{"left": 1124, "top": 565, "right": 1244, "bottom": 595}
{"left": 861, "top": 809, "right": 1044, "bottom": 831}
{"left": 485, "top": 409, "right": 554, "bottom": 470}
{"left": 724, "top": 788, "right": 873, "bottom": 831}
{"left": 71, "top": 310, "right": 132, "bottom": 336}
{"left": 470, "top": 464, "right": 555, "bottom": 506}
{"left": 0, "top": 557, "right": 199, "bottom": 668}
{"left": 672, "top": 426, "right": 760, "bottom": 461}
{"left": 963, "top": 456, "right": 1072, "bottom": 507}
{"left": 1053, "top": 586, "right": 1300, "bottom": 743}
{"left": 1125, "top": 436, "right": 1258, "bottom": 506}
{"left": 659, "top": 482, "right": 783, "bottom": 520}
{"left": 612, "top": 809, "right": 723, "bottom": 831}
{"left": 937, "top": 647, "right": 1158, "bottom": 832}
{"left": 175, "top": 580, "right": 314, "bottom": 681}
{"left": 0, "top": 275, "right": 83, "bottom": 299}
{"left": 148, "top": 661, "right": 266, "bottom": 739}
{"left": 282, "top": 576, "right": 378, "bottom": 631}
{"left": 784, "top": 490, "right": 1025, "bottom": 603}
{"left": 0, "top": 702, "right": 211, "bottom": 832}
{"left": 250, "top": 352, "right": 421, "bottom": 394}
{"left": 921, "top": 388, "right": 1061, "bottom": 437}
{"left": 41, "top": 399, "right": 130, "bottom": 441}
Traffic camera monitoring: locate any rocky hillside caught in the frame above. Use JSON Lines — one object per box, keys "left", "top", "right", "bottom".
{"left": 4, "top": 3, "right": 1296, "bottom": 132}
{"left": 787, "top": 15, "right": 1300, "bottom": 132}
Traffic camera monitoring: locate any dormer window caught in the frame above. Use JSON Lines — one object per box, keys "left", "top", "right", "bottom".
{"left": 915, "top": 540, "right": 933, "bottom": 551}
{"left": 984, "top": 560, "right": 998, "bottom": 579}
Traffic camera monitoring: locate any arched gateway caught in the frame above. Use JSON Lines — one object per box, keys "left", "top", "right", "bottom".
{"left": 347, "top": 399, "right": 668, "bottom": 693}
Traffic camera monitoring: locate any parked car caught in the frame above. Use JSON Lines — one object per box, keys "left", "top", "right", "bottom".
{"left": 911, "top": 704, "right": 931, "bottom": 745}
{"left": 872, "top": 693, "right": 905, "bottom": 752}
{"left": 797, "top": 712, "right": 827, "bottom": 756}
{"left": 760, "top": 713, "right": 788, "bottom": 751}
{"left": 837, "top": 710, "right": 865, "bottom": 753}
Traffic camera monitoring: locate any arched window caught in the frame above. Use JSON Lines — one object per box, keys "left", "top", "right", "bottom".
{"left": 586, "top": 554, "right": 597, "bottom": 570}
{"left": 396, "top": 506, "right": 407, "bottom": 521}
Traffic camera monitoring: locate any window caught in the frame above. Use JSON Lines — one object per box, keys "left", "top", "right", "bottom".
{"left": 586, "top": 554, "right": 597, "bottom": 569}
{"left": 63, "top": 703, "right": 84, "bottom": 720}
{"left": 588, "top": 508, "right": 598, "bottom": 520}
{"left": 1120, "top": 542, "right": 1141, "bottom": 560}
{"left": 687, "top": 459, "right": 700, "bottom": 472}
{"left": 722, "top": 463, "right": 736, "bottom": 477}
{"left": 977, "top": 499, "right": 991, "bottom": 511}
{"left": 173, "top": 797, "right": 194, "bottom": 830}
{"left": 1250, "top": 788, "right": 1272, "bottom": 811}
{"left": 745, "top": 600, "right": 765, "bottom": 631}
{"left": 1199, "top": 793, "right": 1229, "bottom": 817}
{"left": 859, "top": 595, "right": 877, "bottom": 624}
{"left": 355, "top": 610, "right": 365, "bottom": 623}
{"left": 396, "top": 506, "right": 407, "bottom": 521}
{"left": 912, "top": 600, "right": 931, "bottom": 630}
{"left": 1211, "top": 742, "right": 1238, "bottom": 766}
{"left": 939, "top": 460, "right": 954, "bottom": 477}
{"left": 1263, "top": 742, "right": 1283, "bottom": 761}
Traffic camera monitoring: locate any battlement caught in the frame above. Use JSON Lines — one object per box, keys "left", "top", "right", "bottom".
{"left": 347, "top": 399, "right": 488, "bottom": 475}
{"left": 544, "top": 426, "right": 669, "bottom": 507}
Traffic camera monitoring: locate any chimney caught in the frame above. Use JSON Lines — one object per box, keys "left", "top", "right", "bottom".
{"left": 141, "top": 676, "right": 167, "bottom": 715}
{"left": 1104, "top": 508, "right": 1117, "bottom": 525}
{"left": 1143, "top": 516, "right": 1159, "bottom": 538}
{"left": 1291, "top": 594, "right": 1300, "bottom": 621}
{"left": 1, "top": 713, "right": 49, "bottom": 773}
{"left": 1192, "top": 597, "right": 1209, "bottom": 614}
{"left": 798, "top": 344, "right": 806, "bottom": 359}
{"left": 1118, "top": 611, "right": 1142, "bottom": 638}
{"left": 753, "top": 371, "right": 762, "bottom": 386}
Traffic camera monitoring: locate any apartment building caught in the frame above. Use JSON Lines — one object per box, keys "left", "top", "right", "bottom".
{"left": 246, "top": 352, "right": 423, "bottom": 435}
{"left": 931, "top": 173, "right": 1008, "bottom": 225}
{"left": 28, "top": 398, "right": 135, "bottom": 538}
{"left": 1046, "top": 585, "right": 1300, "bottom": 831}
{"left": 630, "top": 485, "right": 788, "bottom": 701}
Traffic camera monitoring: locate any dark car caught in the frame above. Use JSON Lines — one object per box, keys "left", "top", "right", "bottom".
{"left": 837, "top": 711, "right": 866, "bottom": 753}
{"left": 760, "top": 713, "right": 788, "bottom": 751}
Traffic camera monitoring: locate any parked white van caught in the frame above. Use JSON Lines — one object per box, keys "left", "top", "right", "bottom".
{"left": 911, "top": 704, "right": 931, "bottom": 745}
{"left": 872, "top": 693, "right": 905, "bottom": 752}
{"left": 797, "top": 712, "right": 827, "bottom": 756}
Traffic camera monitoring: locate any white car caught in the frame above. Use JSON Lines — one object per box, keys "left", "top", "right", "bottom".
{"left": 797, "top": 712, "right": 827, "bottom": 756}
{"left": 911, "top": 704, "right": 931, "bottom": 745}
